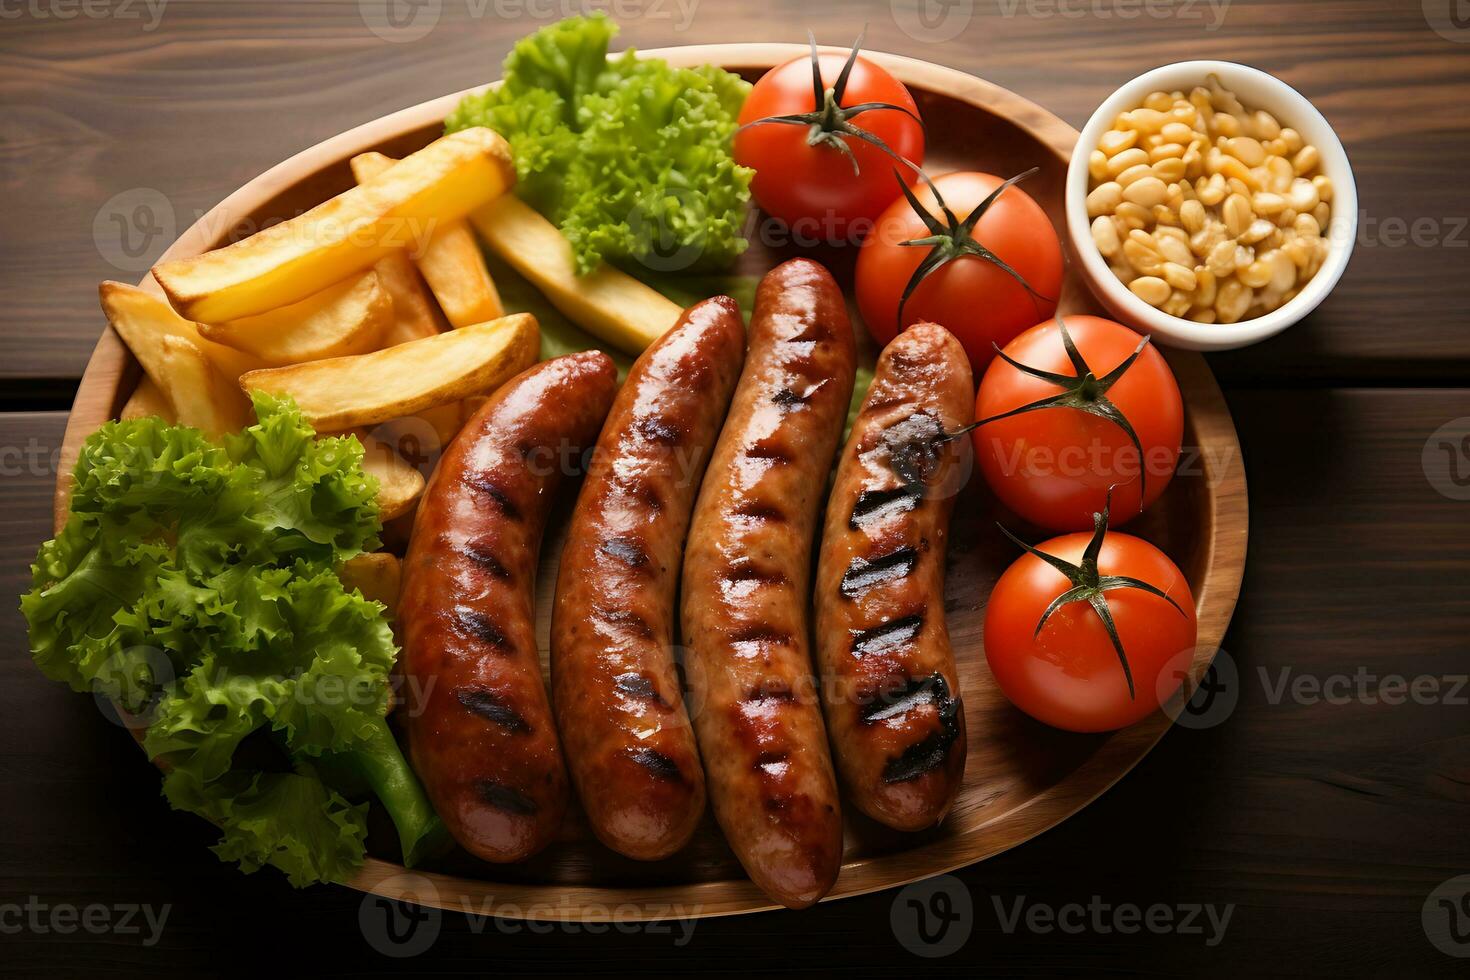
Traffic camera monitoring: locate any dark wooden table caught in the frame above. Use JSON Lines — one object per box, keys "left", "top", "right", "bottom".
{"left": 2, "top": 1, "right": 1467, "bottom": 975}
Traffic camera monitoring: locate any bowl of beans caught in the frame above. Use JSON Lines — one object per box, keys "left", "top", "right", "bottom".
{"left": 1066, "top": 61, "right": 1356, "bottom": 351}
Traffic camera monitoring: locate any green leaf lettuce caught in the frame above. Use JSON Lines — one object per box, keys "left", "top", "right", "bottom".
{"left": 22, "top": 392, "right": 441, "bottom": 886}
{"left": 446, "top": 13, "right": 753, "bottom": 276}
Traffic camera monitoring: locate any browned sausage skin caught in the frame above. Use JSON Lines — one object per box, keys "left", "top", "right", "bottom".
{"left": 400, "top": 351, "right": 618, "bottom": 863}
{"left": 681, "top": 259, "right": 855, "bottom": 909}
{"left": 814, "top": 322, "right": 973, "bottom": 831}
{"left": 551, "top": 297, "right": 746, "bottom": 860}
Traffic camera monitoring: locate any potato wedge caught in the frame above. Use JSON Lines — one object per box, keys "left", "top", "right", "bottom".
{"left": 376, "top": 253, "right": 445, "bottom": 347}
{"left": 120, "top": 376, "right": 176, "bottom": 423}
{"left": 100, "top": 281, "right": 255, "bottom": 435}
{"left": 342, "top": 153, "right": 449, "bottom": 347}
{"left": 469, "top": 194, "right": 681, "bottom": 354}
{"left": 154, "top": 127, "right": 515, "bottom": 323}
{"left": 350, "top": 429, "right": 426, "bottom": 521}
{"left": 337, "top": 552, "right": 402, "bottom": 615}
{"left": 155, "top": 334, "right": 252, "bottom": 437}
{"left": 101, "top": 280, "right": 264, "bottom": 382}
{"left": 198, "top": 270, "right": 390, "bottom": 366}
{"left": 353, "top": 151, "right": 504, "bottom": 328}
{"left": 239, "top": 312, "right": 538, "bottom": 431}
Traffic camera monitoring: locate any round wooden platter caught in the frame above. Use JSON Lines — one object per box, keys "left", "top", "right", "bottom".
{"left": 56, "top": 44, "right": 1247, "bottom": 920}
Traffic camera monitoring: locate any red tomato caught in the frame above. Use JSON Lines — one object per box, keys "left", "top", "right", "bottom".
{"left": 735, "top": 53, "right": 924, "bottom": 241}
{"left": 974, "top": 315, "right": 1183, "bottom": 531}
{"left": 985, "top": 528, "right": 1197, "bottom": 732}
{"left": 856, "top": 171, "right": 1063, "bottom": 370}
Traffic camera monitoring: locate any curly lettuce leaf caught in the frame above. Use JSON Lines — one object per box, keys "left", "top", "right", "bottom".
{"left": 171, "top": 767, "right": 370, "bottom": 888}
{"left": 447, "top": 13, "right": 752, "bottom": 275}
{"left": 22, "top": 393, "right": 434, "bottom": 886}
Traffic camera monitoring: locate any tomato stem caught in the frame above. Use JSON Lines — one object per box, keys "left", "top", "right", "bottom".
{"left": 892, "top": 167, "right": 1053, "bottom": 333}
{"left": 737, "top": 29, "right": 924, "bottom": 178}
{"left": 997, "top": 491, "right": 1189, "bottom": 700}
{"left": 969, "top": 316, "right": 1153, "bottom": 509}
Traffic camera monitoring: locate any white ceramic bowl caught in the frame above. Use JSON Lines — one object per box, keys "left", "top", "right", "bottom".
{"left": 1065, "top": 61, "right": 1356, "bottom": 351}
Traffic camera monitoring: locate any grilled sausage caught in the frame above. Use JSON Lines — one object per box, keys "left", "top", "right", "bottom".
{"left": 551, "top": 297, "right": 746, "bottom": 860}
{"left": 814, "top": 322, "right": 972, "bottom": 831}
{"left": 681, "top": 259, "right": 854, "bottom": 909}
{"left": 399, "top": 351, "right": 618, "bottom": 863}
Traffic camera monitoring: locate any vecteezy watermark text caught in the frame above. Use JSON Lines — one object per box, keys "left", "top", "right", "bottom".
{"left": 359, "top": 874, "right": 698, "bottom": 956}
{"left": 359, "top": 0, "right": 700, "bottom": 43}
{"left": 0, "top": 0, "right": 167, "bottom": 30}
{"left": 993, "top": 894, "right": 1234, "bottom": 946}
{"left": 0, "top": 897, "right": 170, "bottom": 947}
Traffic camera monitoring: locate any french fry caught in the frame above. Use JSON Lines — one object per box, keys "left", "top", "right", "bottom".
{"left": 376, "top": 253, "right": 446, "bottom": 347}
{"left": 155, "top": 334, "right": 253, "bottom": 437}
{"left": 100, "top": 281, "right": 255, "bottom": 435}
{"left": 469, "top": 194, "right": 682, "bottom": 354}
{"left": 154, "top": 127, "right": 515, "bottom": 323}
{"left": 101, "top": 280, "right": 264, "bottom": 382}
{"left": 351, "top": 429, "right": 426, "bottom": 521}
{"left": 352, "top": 151, "right": 505, "bottom": 328}
{"left": 120, "top": 376, "right": 176, "bottom": 423}
{"left": 239, "top": 312, "right": 538, "bottom": 431}
{"left": 198, "top": 270, "right": 390, "bottom": 366}
{"left": 341, "top": 153, "right": 449, "bottom": 346}
{"left": 337, "top": 552, "right": 403, "bottom": 615}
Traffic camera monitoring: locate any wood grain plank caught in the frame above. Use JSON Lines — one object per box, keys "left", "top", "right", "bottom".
{"left": 1, "top": 0, "right": 1466, "bottom": 383}
{"left": 3, "top": 390, "right": 1467, "bottom": 974}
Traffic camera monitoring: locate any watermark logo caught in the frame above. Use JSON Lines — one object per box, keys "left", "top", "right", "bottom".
{"left": 359, "top": 0, "right": 442, "bottom": 43}
{"left": 359, "top": 873, "right": 443, "bottom": 957}
{"left": 891, "top": 0, "right": 974, "bottom": 43}
{"left": 1424, "top": 875, "right": 1470, "bottom": 957}
{"left": 891, "top": 874, "right": 973, "bottom": 957}
{"left": 627, "top": 185, "right": 708, "bottom": 274}
{"left": 1424, "top": 0, "right": 1470, "bottom": 43}
{"left": 91, "top": 644, "right": 176, "bottom": 732}
{"left": 1159, "top": 645, "right": 1239, "bottom": 730}
{"left": 1424, "top": 417, "right": 1470, "bottom": 501}
{"left": 93, "top": 187, "right": 175, "bottom": 273}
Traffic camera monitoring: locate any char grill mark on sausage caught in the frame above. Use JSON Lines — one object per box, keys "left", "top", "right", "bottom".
{"left": 594, "top": 607, "right": 656, "bottom": 639}
{"left": 599, "top": 536, "right": 649, "bottom": 569}
{"left": 723, "top": 562, "right": 789, "bottom": 588}
{"left": 476, "top": 780, "right": 539, "bottom": 814}
{"left": 456, "top": 687, "right": 531, "bottom": 732}
{"left": 849, "top": 486, "right": 923, "bottom": 530}
{"left": 863, "top": 673, "right": 961, "bottom": 784}
{"left": 744, "top": 441, "right": 794, "bottom": 463}
{"left": 744, "top": 681, "right": 796, "bottom": 704}
{"left": 613, "top": 671, "right": 665, "bottom": 705}
{"left": 840, "top": 546, "right": 921, "bottom": 599}
{"left": 453, "top": 606, "right": 510, "bottom": 649}
{"left": 457, "top": 540, "right": 512, "bottom": 579}
{"left": 636, "top": 417, "right": 684, "bottom": 446}
{"left": 851, "top": 614, "right": 925, "bottom": 657}
{"left": 881, "top": 412, "right": 950, "bottom": 486}
{"left": 464, "top": 474, "right": 522, "bottom": 522}
{"left": 772, "top": 386, "right": 810, "bottom": 408}
{"left": 628, "top": 747, "right": 685, "bottom": 783}
{"left": 732, "top": 501, "right": 786, "bottom": 523}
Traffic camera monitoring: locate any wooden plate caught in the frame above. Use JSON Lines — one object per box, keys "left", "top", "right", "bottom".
{"left": 55, "top": 44, "right": 1247, "bottom": 920}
